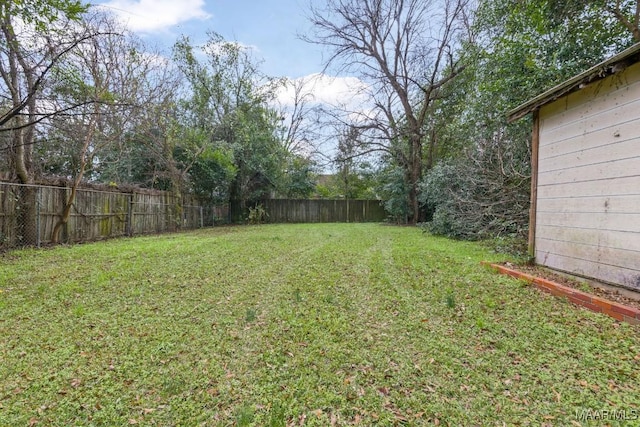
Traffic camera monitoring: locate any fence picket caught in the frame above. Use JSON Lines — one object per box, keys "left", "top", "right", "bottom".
{"left": 0, "top": 182, "right": 226, "bottom": 250}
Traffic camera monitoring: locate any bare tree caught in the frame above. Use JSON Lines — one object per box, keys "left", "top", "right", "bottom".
{"left": 0, "top": 4, "right": 106, "bottom": 182}
{"left": 0, "top": 2, "right": 97, "bottom": 244}
{"left": 48, "top": 13, "right": 174, "bottom": 242}
{"left": 276, "top": 75, "right": 326, "bottom": 159}
{"left": 306, "top": 0, "right": 472, "bottom": 223}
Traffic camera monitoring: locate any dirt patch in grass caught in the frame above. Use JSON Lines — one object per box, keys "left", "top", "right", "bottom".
{"left": 501, "top": 262, "right": 640, "bottom": 310}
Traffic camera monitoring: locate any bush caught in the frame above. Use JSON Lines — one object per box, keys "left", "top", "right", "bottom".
{"left": 419, "top": 138, "right": 530, "bottom": 240}
{"left": 247, "top": 204, "right": 268, "bottom": 224}
{"left": 378, "top": 165, "right": 410, "bottom": 223}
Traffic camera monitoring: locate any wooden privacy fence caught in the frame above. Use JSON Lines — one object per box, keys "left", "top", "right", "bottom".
{"left": 258, "top": 199, "right": 386, "bottom": 223}
{"left": 0, "top": 182, "right": 225, "bottom": 250}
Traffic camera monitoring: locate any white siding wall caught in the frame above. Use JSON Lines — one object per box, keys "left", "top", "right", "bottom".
{"left": 536, "top": 62, "right": 640, "bottom": 290}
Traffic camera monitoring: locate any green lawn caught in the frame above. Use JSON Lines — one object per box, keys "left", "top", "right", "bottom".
{"left": 1, "top": 224, "right": 639, "bottom": 426}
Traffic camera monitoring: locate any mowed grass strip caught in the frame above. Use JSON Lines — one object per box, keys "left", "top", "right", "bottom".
{"left": 0, "top": 223, "right": 639, "bottom": 426}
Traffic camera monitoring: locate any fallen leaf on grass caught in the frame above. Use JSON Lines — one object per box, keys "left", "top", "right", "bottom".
{"left": 394, "top": 413, "right": 408, "bottom": 422}
{"left": 377, "top": 386, "right": 389, "bottom": 396}
{"left": 424, "top": 385, "right": 436, "bottom": 393}
{"left": 330, "top": 412, "right": 338, "bottom": 426}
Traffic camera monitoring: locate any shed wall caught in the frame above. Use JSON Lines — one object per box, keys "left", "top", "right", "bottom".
{"left": 536, "top": 62, "right": 640, "bottom": 290}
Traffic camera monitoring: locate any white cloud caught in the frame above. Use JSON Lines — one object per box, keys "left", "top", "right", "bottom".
{"left": 97, "top": 0, "right": 211, "bottom": 33}
{"left": 276, "top": 73, "right": 370, "bottom": 110}
{"left": 273, "top": 73, "right": 378, "bottom": 167}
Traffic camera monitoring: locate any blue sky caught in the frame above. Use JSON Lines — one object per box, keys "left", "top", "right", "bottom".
{"left": 92, "top": 0, "right": 325, "bottom": 79}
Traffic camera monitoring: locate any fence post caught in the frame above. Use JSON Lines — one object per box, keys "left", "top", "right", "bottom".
{"left": 127, "top": 193, "right": 134, "bottom": 236}
{"left": 35, "top": 186, "right": 41, "bottom": 248}
{"left": 200, "top": 206, "right": 204, "bottom": 228}
{"left": 346, "top": 198, "right": 350, "bottom": 223}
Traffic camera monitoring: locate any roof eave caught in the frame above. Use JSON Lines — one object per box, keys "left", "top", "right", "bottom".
{"left": 507, "top": 42, "right": 640, "bottom": 123}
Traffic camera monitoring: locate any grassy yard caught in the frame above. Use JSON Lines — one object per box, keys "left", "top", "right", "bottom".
{"left": 1, "top": 224, "right": 639, "bottom": 426}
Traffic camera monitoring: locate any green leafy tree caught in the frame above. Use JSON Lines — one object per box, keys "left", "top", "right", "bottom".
{"left": 177, "top": 145, "right": 236, "bottom": 204}
{"left": 546, "top": 0, "right": 640, "bottom": 43}
{"left": 419, "top": 0, "right": 638, "bottom": 241}
{"left": 377, "top": 164, "right": 410, "bottom": 223}
{"left": 1, "top": 0, "right": 87, "bottom": 30}
{"left": 278, "top": 155, "right": 317, "bottom": 199}
{"left": 330, "top": 126, "right": 380, "bottom": 199}
{"left": 172, "top": 33, "right": 286, "bottom": 217}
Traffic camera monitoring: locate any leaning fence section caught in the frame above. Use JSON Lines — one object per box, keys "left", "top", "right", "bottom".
{"left": 0, "top": 182, "right": 222, "bottom": 251}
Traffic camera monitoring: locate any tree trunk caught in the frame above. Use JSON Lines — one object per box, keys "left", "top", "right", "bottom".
{"left": 51, "top": 115, "right": 96, "bottom": 243}
{"left": 51, "top": 186, "right": 76, "bottom": 244}
{"left": 408, "top": 133, "right": 423, "bottom": 224}
{"left": 171, "top": 181, "right": 183, "bottom": 231}
{"left": 17, "top": 186, "right": 38, "bottom": 246}
{"left": 229, "top": 175, "right": 246, "bottom": 223}
{"left": 11, "top": 97, "right": 38, "bottom": 246}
